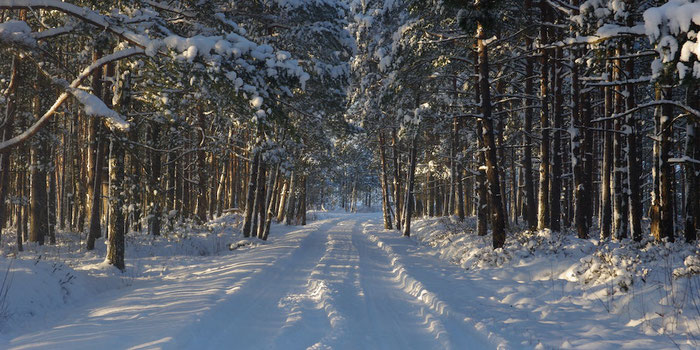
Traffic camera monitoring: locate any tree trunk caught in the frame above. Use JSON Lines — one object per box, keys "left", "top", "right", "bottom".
{"left": 285, "top": 172, "right": 297, "bottom": 225}
{"left": 612, "top": 45, "right": 628, "bottom": 240}
{"left": 600, "top": 60, "right": 613, "bottom": 241}
{"left": 106, "top": 66, "right": 127, "bottom": 271}
{"left": 242, "top": 149, "right": 260, "bottom": 236}
{"left": 378, "top": 132, "right": 393, "bottom": 229}
{"left": 392, "top": 128, "right": 402, "bottom": 230}
{"left": 624, "top": 38, "right": 643, "bottom": 242}
{"left": 570, "top": 11, "right": 588, "bottom": 238}
{"left": 683, "top": 82, "right": 699, "bottom": 242}
{"left": 254, "top": 160, "right": 267, "bottom": 238}
{"left": 29, "top": 73, "right": 48, "bottom": 245}
{"left": 195, "top": 109, "right": 208, "bottom": 224}
{"left": 478, "top": 31, "right": 506, "bottom": 248}
{"left": 277, "top": 179, "right": 289, "bottom": 222}
{"left": 149, "top": 121, "right": 162, "bottom": 236}
{"left": 0, "top": 50, "right": 20, "bottom": 241}
{"left": 657, "top": 87, "right": 675, "bottom": 242}
{"left": 262, "top": 164, "right": 280, "bottom": 240}
{"left": 402, "top": 135, "right": 418, "bottom": 237}
{"left": 86, "top": 46, "right": 105, "bottom": 250}
{"left": 522, "top": 0, "right": 537, "bottom": 230}
{"left": 537, "top": 4, "right": 551, "bottom": 230}
{"left": 550, "top": 47, "right": 563, "bottom": 232}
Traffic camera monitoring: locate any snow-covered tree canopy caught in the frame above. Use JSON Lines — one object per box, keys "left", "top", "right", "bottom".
{"left": 0, "top": 0, "right": 312, "bottom": 151}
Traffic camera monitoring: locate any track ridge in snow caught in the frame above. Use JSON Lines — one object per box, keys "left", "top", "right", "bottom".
{"left": 361, "top": 221, "right": 506, "bottom": 349}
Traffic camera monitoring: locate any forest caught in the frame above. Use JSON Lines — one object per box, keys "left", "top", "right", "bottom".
{"left": 0, "top": 0, "right": 699, "bottom": 348}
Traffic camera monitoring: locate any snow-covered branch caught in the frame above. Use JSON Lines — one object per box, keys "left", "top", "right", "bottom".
{"left": 0, "top": 47, "right": 144, "bottom": 152}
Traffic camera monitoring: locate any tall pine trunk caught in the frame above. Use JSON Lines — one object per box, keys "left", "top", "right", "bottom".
{"left": 478, "top": 30, "right": 506, "bottom": 248}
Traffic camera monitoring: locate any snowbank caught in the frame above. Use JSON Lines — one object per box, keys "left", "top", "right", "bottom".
{"left": 0, "top": 213, "right": 246, "bottom": 335}
{"left": 409, "top": 216, "right": 700, "bottom": 349}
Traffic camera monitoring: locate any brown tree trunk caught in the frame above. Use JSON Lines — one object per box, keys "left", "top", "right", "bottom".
{"left": 402, "top": 135, "right": 418, "bottom": 237}
{"left": 478, "top": 32, "right": 506, "bottom": 248}
{"left": 684, "top": 82, "right": 699, "bottom": 242}
{"left": 550, "top": 47, "right": 563, "bottom": 232}
{"left": 106, "top": 66, "right": 127, "bottom": 271}
{"left": 570, "top": 8, "right": 588, "bottom": 238}
{"left": 285, "top": 171, "right": 297, "bottom": 225}
{"left": 625, "top": 40, "right": 643, "bottom": 242}
{"left": 86, "top": 46, "right": 105, "bottom": 250}
{"left": 29, "top": 74, "right": 48, "bottom": 245}
{"left": 195, "top": 108, "right": 208, "bottom": 224}
{"left": 392, "top": 128, "right": 402, "bottom": 230}
{"left": 656, "top": 87, "right": 675, "bottom": 242}
{"left": 242, "top": 149, "right": 260, "bottom": 236}
{"left": 0, "top": 50, "right": 20, "bottom": 241}
{"left": 149, "top": 121, "right": 162, "bottom": 236}
{"left": 600, "top": 60, "right": 613, "bottom": 241}
{"left": 522, "top": 0, "right": 537, "bottom": 231}
{"left": 378, "top": 132, "right": 393, "bottom": 229}
{"left": 537, "top": 4, "right": 551, "bottom": 230}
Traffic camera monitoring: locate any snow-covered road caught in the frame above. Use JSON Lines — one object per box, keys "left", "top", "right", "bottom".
{"left": 5, "top": 213, "right": 495, "bottom": 350}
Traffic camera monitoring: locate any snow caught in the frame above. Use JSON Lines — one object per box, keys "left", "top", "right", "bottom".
{"left": 0, "top": 20, "right": 35, "bottom": 47}
{"left": 69, "top": 88, "right": 129, "bottom": 131}
{"left": 644, "top": 0, "right": 700, "bottom": 79}
{"left": 1, "top": 213, "right": 697, "bottom": 349}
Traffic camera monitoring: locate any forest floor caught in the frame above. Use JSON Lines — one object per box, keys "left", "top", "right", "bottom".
{"left": 0, "top": 212, "right": 698, "bottom": 349}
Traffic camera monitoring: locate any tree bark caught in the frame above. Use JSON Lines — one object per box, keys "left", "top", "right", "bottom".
{"left": 402, "top": 135, "right": 418, "bottom": 237}
{"left": 478, "top": 31, "right": 506, "bottom": 248}
{"left": 149, "top": 121, "right": 162, "bottom": 236}
{"left": 0, "top": 49, "right": 21, "bottom": 241}
{"left": 600, "top": 60, "right": 613, "bottom": 241}
{"left": 378, "top": 132, "right": 393, "bottom": 229}
{"left": 86, "top": 45, "right": 105, "bottom": 250}
{"left": 392, "top": 128, "right": 402, "bottom": 230}
{"left": 29, "top": 74, "right": 48, "bottom": 245}
{"left": 522, "top": 0, "right": 537, "bottom": 231}
{"left": 537, "top": 4, "right": 551, "bottom": 230}
{"left": 242, "top": 149, "right": 260, "bottom": 236}
{"left": 550, "top": 47, "right": 563, "bottom": 232}
{"left": 684, "top": 82, "right": 699, "bottom": 242}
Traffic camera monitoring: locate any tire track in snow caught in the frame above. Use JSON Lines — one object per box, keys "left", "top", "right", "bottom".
{"left": 175, "top": 217, "right": 346, "bottom": 349}
{"left": 361, "top": 219, "right": 507, "bottom": 350}
{"left": 352, "top": 221, "right": 453, "bottom": 350}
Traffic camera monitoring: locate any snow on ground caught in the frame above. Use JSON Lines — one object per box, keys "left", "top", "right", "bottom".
{"left": 0, "top": 212, "right": 697, "bottom": 349}
{"left": 409, "top": 216, "right": 700, "bottom": 349}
